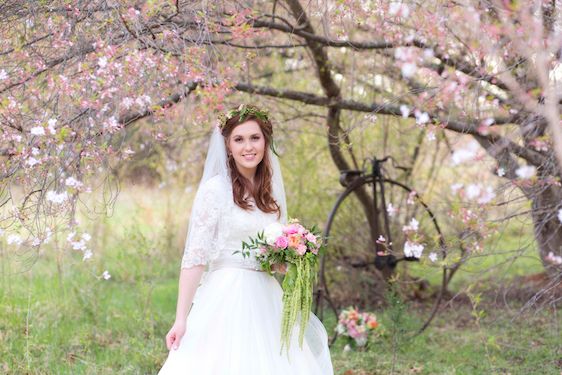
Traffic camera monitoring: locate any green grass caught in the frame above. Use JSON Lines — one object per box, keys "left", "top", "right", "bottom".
{"left": 1, "top": 187, "right": 560, "bottom": 374}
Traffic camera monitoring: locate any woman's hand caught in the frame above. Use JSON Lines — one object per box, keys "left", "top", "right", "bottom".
{"left": 165, "top": 320, "right": 187, "bottom": 350}
{"left": 272, "top": 262, "right": 288, "bottom": 275}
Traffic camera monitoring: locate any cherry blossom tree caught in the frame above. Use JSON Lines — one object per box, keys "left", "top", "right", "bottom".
{"left": 0, "top": 1, "right": 238, "bottom": 262}
{"left": 1, "top": 0, "right": 561, "bottom": 283}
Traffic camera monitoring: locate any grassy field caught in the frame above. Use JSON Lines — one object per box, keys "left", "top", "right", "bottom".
{"left": 1, "top": 187, "right": 560, "bottom": 374}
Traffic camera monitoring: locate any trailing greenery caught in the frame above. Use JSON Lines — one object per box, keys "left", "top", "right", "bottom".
{"left": 280, "top": 253, "right": 318, "bottom": 357}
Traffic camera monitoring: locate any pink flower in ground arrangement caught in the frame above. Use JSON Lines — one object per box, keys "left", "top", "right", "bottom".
{"left": 274, "top": 236, "right": 288, "bottom": 250}
{"left": 347, "top": 326, "right": 360, "bottom": 339}
{"left": 336, "top": 306, "right": 379, "bottom": 350}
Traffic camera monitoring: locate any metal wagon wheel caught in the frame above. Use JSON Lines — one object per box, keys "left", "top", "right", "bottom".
{"left": 314, "top": 157, "right": 449, "bottom": 343}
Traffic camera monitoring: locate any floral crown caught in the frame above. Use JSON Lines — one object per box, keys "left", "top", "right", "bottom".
{"left": 218, "top": 104, "right": 280, "bottom": 157}
{"left": 218, "top": 104, "right": 270, "bottom": 131}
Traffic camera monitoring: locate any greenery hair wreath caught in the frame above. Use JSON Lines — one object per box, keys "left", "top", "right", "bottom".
{"left": 219, "top": 104, "right": 279, "bottom": 156}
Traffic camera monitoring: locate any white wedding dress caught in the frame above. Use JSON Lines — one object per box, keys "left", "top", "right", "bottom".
{"left": 158, "top": 175, "right": 334, "bottom": 375}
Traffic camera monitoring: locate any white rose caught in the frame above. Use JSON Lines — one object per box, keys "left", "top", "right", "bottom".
{"left": 263, "top": 222, "right": 284, "bottom": 245}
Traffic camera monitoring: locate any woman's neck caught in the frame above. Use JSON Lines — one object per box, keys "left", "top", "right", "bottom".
{"left": 238, "top": 169, "right": 255, "bottom": 185}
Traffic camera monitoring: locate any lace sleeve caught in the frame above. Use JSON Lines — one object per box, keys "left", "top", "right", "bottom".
{"left": 181, "top": 176, "right": 223, "bottom": 269}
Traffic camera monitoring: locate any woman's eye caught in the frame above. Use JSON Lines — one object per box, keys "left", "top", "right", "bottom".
{"left": 252, "top": 136, "right": 260, "bottom": 140}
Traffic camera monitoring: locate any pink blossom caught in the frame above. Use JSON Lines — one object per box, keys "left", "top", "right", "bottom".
{"left": 47, "top": 118, "right": 57, "bottom": 134}
{"left": 30, "top": 126, "right": 45, "bottom": 136}
{"left": 546, "top": 251, "right": 562, "bottom": 265}
{"left": 515, "top": 165, "right": 536, "bottom": 180}
{"left": 389, "top": 2, "right": 410, "bottom": 18}
{"left": 97, "top": 56, "right": 108, "bottom": 68}
{"left": 451, "top": 141, "right": 480, "bottom": 165}
{"left": 127, "top": 7, "right": 140, "bottom": 19}
{"left": 402, "top": 217, "right": 419, "bottom": 232}
{"left": 401, "top": 62, "right": 417, "bottom": 78}
{"left": 400, "top": 105, "right": 410, "bottom": 118}
{"left": 274, "top": 236, "right": 288, "bottom": 250}
{"left": 414, "top": 110, "right": 429, "bottom": 125}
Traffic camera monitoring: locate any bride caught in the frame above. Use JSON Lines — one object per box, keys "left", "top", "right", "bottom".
{"left": 158, "top": 104, "right": 334, "bottom": 374}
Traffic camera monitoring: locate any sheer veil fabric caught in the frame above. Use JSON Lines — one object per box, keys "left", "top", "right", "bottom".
{"left": 158, "top": 125, "right": 333, "bottom": 374}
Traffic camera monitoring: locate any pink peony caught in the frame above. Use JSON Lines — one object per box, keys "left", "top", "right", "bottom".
{"left": 296, "top": 244, "right": 307, "bottom": 256}
{"left": 274, "top": 236, "right": 288, "bottom": 250}
{"left": 283, "top": 224, "right": 300, "bottom": 235}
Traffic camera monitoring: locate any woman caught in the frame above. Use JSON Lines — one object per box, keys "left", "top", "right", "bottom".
{"left": 158, "top": 104, "right": 334, "bottom": 374}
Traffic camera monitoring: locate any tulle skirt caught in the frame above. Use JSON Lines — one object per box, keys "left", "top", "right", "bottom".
{"left": 158, "top": 265, "right": 334, "bottom": 375}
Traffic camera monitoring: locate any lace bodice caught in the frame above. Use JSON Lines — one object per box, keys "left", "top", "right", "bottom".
{"left": 181, "top": 175, "right": 283, "bottom": 270}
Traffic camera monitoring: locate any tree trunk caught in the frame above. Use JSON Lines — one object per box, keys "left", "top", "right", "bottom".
{"left": 530, "top": 184, "right": 562, "bottom": 277}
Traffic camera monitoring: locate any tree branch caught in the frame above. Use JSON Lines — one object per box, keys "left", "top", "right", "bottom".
{"left": 234, "top": 81, "right": 547, "bottom": 167}
{"left": 250, "top": 19, "right": 510, "bottom": 91}
{"left": 118, "top": 81, "right": 198, "bottom": 128}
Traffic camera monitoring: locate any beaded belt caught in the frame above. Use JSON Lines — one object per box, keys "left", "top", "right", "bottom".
{"left": 208, "top": 258, "right": 264, "bottom": 272}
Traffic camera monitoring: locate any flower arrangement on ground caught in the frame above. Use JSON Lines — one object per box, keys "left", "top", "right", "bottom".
{"left": 335, "top": 306, "right": 379, "bottom": 351}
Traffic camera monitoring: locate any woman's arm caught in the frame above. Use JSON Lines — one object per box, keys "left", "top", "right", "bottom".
{"left": 174, "top": 265, "right": 205, "bottom": 322}
{"left": 165, "top": 265, "right": 205, "bottom": 350}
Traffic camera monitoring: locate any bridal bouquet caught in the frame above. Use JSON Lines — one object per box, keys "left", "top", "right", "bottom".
{"left": 336, "top": 306, "right": 379, "bottom": 351}
{"left": 236, "top": 219, "right": 323, "bottom": 355}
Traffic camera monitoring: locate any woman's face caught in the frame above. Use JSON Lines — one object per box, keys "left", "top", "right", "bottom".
{"left": 227, "top": 120, "right": 266, "bottom": 180}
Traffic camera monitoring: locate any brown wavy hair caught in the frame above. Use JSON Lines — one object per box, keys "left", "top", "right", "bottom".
{"left": 221, "top": 105, "right": 280, "bottom": 218}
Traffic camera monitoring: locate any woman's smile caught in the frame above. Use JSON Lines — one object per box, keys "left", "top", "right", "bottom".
{"left": 243, "top": 153, "right": 256, "bottom": 161}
